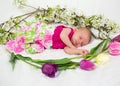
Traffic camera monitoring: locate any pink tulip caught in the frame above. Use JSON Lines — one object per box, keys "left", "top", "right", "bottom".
{"left": 80, "top": 59, "right": 95, "bottom": 71}
{"left": 111, "top": 34, "right": 120, "bottom": 42}
{"left": 108, "top": 41, "right": 120, "bottom": 55}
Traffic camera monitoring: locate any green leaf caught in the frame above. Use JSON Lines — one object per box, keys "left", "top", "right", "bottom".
{"left": 32, "top": 58, "right": 72, "bottom": 65}
{"left": 52, "top": 58, "right": 72, "bottom": 64}
{"left": 15, "top": 54, "right": 41, "bottom": 69}
{"left": 101, "top": 38, "right": 110, "bottom": 52}
{"left": 15, "top": 54, "right": 72, "bottom": 66}
{"left": 90, "top": 40, "right": 105, "bottom": 54}
{"left": 58, "top": 62, "right": 79, "bottom": 71}
{"left": 16, "top": 54, "right": 33, "bottom": 61}
{"left": 85, "top": 39, "right": 108, "bottom": 59}
{"left": 9, "top": 53, "right": 18, "bottom": 70}
{"left": 86, "top": 39, "right": 110, "bottom": 60}
{"left": 25, "top": 21, "right": 34, "bottom": 26}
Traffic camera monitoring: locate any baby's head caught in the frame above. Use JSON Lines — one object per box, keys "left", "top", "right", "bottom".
{"left": 71, "top": 27, "right": 91, "bottom": 47}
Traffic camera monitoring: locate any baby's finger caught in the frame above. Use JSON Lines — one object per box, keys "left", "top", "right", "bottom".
{"left": 82, "top": 50, "right": 89, "bottom": 55}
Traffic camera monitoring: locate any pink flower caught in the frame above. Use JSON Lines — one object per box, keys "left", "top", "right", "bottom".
{"left": 32, "top": 36, "right": 45, "bottom": 53}
{"left": 31, "top": 44, "right": 45, "bottom": 53}
{"left": 6, "top": 40, "right": 15, "bottom": 51}
{"left": 35, "top": 29, "right": 41, "bottom": 35}
{"left": 6, "top": 40, "right": 24, "bottom": 53}
{"left": 20, "top": 26, "right": 27, "bottom": 32}
{"left": 111, "top": 34, "right": 120, "bottom": 42}
{"left": 43, "top": 30, "right": 53, "bottom": 48}
{"left": 35, "top": 22, "right": 42, "bottom": 34}
{"left": 6, "top": 36, "right": 25, "bottom": 53}
{"left": 15, "top": 36, "right": 25, "bottom": 45}
{"left": 36, "top": 22, "right": 42, "bottom": 27}
{"left": 13, "top": 44, "right": 24, "bottom": 53}
{"left": 37, "top": 44, "right": 45, "bottom": 53}
{"left": 108, "top": 41, "right": 120, "bottom": 55}
{"left": 34, "top": 36, "right": 43, "bottom": 45}
{"left": 25, "top": 24, "right": 36, "bottom": 31}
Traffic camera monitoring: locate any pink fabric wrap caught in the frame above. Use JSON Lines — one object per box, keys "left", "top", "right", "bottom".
{"left": 52, "top": 25, "right": 74, "bottom": 49}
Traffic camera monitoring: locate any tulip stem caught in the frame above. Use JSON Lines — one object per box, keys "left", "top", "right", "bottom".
{"left": 24, "top": 60, "right": 41, "bottom": 69}
{"left": 69, "top": 55, "right": 85, "bottom": 60}
{"left": 86, "top": 48, "right": 108, "bottom": 60}
{"left": 16, "top": 55, "right": 41, "bottom": 69}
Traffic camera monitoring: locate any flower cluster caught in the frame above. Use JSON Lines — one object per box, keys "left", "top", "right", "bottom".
{"left": 6, "top": 22, "right": 54, "bottom": 54}
{"left": 34, "top": 6, "right": 120, "bottom": 39}
{"left": 0, "top": 6, "right": 120, "bottom": 44}
{"left": 86, "top": 15, "right": 120, "bottom": 39}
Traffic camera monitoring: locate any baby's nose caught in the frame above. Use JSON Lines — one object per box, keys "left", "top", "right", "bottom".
{"left": 77, "top": 42, "right": 82, "bottom": 47}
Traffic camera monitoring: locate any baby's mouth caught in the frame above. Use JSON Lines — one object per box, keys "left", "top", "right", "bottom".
{"left": 75, "top": 40, "right": 78, "bottom": 45}
{"left": 74, "top": 40, "right": 78, "bottom": 47}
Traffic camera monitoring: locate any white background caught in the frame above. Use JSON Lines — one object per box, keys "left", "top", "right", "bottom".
{"left": 0, "top": 0, "right": 120, "bottom": 23}
{"left": 0, "top": 0, "right": 120, "bottom": 86}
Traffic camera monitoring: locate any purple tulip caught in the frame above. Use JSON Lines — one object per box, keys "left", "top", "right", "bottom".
{"left": 80, "top": 59, "right": 95, "bottom": 71}
{"left": 111, "top": 34, "right": 120, "bottom": 42}
{"left": 42, "top": 63, "right": 58, "bottom": 78}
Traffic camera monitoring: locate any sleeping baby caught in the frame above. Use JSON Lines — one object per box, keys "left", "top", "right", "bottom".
{"left": 6, "top": 22, "right": 91, "bottom": 55}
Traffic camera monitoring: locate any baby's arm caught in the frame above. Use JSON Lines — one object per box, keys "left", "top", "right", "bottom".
{"left": 64, "top": 46, "right": 89, "bottom": 55}
{"left": 60, "top": 28, "right": 76, "bottom": 48}
{"left": 60, "top": 27, "right": 89, "bottom": 55}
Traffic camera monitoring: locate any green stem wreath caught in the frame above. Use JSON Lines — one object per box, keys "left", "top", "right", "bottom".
{"left": 9, "top": 39, "right": 109, "bottom": 71}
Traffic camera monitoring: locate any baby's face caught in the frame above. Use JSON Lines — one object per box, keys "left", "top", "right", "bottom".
{"left": 71, "top": 28, "right": 91, "bottom": 47}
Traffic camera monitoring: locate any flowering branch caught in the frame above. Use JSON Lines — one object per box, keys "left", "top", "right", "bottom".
{"left": 0, "top": 4, "right": 120, "bottom": 44}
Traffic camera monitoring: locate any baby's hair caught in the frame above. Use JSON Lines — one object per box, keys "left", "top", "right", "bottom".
{"left": 77, "top": 26, "right": 92, "bottom": 43}
{"left": 77, "top": 26, "right": 89, "bottom": 29}
{"left": 77, "top": 26, "right": 91, "bottom": 34}
{"left": 77, "top": 26, "right": 95, "bottom": 40}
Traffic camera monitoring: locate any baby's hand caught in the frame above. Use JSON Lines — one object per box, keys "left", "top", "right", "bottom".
{"left": 64, "top": 47, "right": 89, "bottom": 55}
{"left": 79, "top": 49, "right": 89, "bottom": 55}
